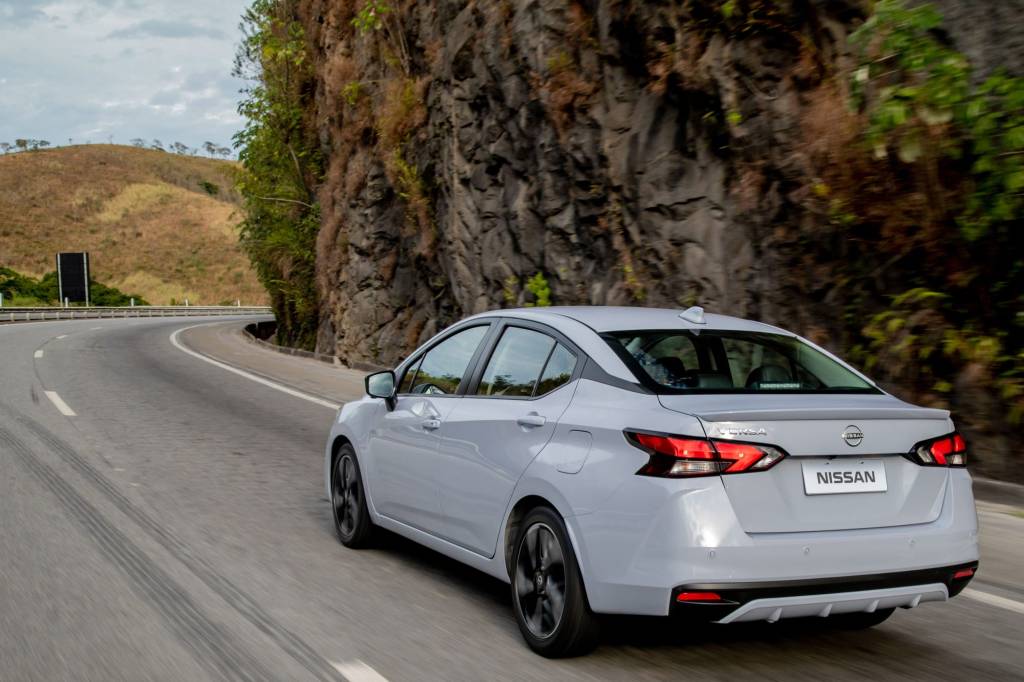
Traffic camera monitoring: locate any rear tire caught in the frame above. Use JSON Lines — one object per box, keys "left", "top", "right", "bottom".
{"left": 826, "top": 608, "right": 894, "bottom": 630}
{"left": 331, "top": 445, "right": 374, "bottom": 548}
{"left": 511, "top": 507, "right": 599, "bottom": 657}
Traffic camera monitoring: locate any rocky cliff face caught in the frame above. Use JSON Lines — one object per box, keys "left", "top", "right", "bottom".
{"left": 293, "top": 0, "right": 1022, "bottom": 477}
{"left": 302, "top": 1, "right": 854, "bottom": 354}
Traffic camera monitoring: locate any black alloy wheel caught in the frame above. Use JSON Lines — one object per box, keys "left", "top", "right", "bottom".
{"left": 516, "top": 522, "right": 566, "bottom": 638}
{"left": 332, "top": 444, "right": 373, "bottom": 548}
{"left": 511, "top": 507, "right": 599, "bottom": 657}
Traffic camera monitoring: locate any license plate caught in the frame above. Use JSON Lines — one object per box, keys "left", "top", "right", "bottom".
{"left": 802, "top": 459, "right": 887, "bottom": 495}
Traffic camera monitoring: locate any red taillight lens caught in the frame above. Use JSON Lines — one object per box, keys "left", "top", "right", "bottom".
{"left": 953, "top": 568, "right": 975, "bottom": 580}
{"left": 632, "top": 433, "right": 716, "bottom": 460}
{"left": 911, "top": 432, "right": 967, "bottom": 467}
{"left": 675, "top": 592, "right": 722, "bottom": 602}
{"left": 626, "top": 431, "right": 787, "bottom": 477}
{"left": 713, "top": 441, "right": 785, "bottom": 473}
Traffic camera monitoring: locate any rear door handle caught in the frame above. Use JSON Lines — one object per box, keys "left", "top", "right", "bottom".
{"left": 421, "top": 418, "right": 441, "bottom": 431}
{"left": 516, "top": 414, "right": 547, "bottom": 428}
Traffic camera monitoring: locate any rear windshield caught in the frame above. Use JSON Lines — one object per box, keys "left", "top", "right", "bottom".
{"left": 605, "top": 330, "right": 879, "bottom": 394}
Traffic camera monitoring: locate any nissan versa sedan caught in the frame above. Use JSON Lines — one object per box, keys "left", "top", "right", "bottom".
{"left": 324, "top": 306, "right": 979, "bottom": 657}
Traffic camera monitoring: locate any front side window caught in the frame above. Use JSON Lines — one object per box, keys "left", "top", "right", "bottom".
{"left": 606, "top": 330, "right": 877, "bottom": 394}
{"left": 398, "top": 356, "right": 423, "bottom": 394}
{"left": 406, "top": 325, "right": 488, "bottom": 395}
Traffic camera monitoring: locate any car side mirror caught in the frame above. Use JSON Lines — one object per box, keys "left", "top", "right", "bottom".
{"left": 365, "top": 370, "right": 397, "bottom": 410}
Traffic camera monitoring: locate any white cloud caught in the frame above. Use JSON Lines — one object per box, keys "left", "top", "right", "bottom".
{"left": 0, "top": 0, "right": 249, "bottom": 151}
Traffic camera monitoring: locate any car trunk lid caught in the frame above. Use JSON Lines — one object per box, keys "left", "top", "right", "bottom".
{"left": 659, "top": 394, "right": 952, "bottom": 533}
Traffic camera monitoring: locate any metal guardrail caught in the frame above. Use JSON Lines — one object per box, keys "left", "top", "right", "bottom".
{"left": 0, "top": 306, "right": 273, "bottom": 323}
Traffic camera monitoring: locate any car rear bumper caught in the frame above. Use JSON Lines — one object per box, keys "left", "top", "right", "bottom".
{"left": 568, "top": 469, "right": 979, "bottom": 616}
{"left": 669, "top": 561, "right": 977, "bottom": 622}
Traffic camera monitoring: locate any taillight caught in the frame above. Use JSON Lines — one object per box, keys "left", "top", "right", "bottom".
{"left": 625, "top": 430, "right": 787, "bottom": 477}
{"left": 908, "top": 432, "right": 968, "bottom": 467}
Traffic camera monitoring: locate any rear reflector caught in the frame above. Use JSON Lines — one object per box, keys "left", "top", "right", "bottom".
{"left": 676, "top": 592, "right": 722, "bottom": 602}
{"left": 953, "top": 568, "right": 976, "bottom": 580}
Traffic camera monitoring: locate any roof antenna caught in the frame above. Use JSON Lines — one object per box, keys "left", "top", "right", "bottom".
{"left": 679, "top": 306, "right": 706, "bottom": 325}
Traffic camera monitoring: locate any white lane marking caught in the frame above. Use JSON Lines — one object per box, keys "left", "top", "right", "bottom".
{"left": 963, "top": 588, "right": 1024, "bottom": 616}
{"left": 44, "top": 391, "right": 77, "bottom": 417}
{"left": 55, "top": 334, "right": 67, "bottom": 339}
{"left": 169, "top": 325, "right": 340, "bottom": 410}
{"left": 34, "top": 350, "right": 44, "bottom": 359}
{"left": 331, "top": 660, "right": 388, "bottom": 681}
{"left": 91, "top": 326, "right": 102, "bottom": 330}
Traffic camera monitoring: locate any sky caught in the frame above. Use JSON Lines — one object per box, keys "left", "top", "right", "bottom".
{"left": 0, "top": 0, "right": 251, "bottom": 153}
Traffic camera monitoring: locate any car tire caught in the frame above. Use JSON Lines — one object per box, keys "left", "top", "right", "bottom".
{"left": 826, "top": 608, "right": 895, "bottom": 630}
{"left": 511, "top": 506, "right": 599, "bottom": 657}
{"left": 331, "top": 444, "right": 374, "bottom": 548}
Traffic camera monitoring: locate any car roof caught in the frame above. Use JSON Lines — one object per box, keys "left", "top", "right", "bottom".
{"left": 491, "top": 306, "right": 791, "bottom": 335}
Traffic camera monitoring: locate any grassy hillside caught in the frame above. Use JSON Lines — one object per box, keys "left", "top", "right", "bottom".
{"left": 0, "top": 145, "right": 267, "bottom": 306}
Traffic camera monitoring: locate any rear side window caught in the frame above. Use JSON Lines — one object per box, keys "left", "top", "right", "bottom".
{"left": 536, "top": 344, "right": 577, "bottom": 395}
{"left": 476, "top": 327, "right": 578, "bottom": 398}
{"left": 404, "top": 325, "right": 488, "bottom": 395}
{"left": 477, "top": 328, "right": 554, "bottom": 397}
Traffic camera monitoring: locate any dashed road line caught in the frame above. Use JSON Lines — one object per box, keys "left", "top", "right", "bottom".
{"left": 44, "top": 390, "right": 76, "bottom": 417}
{"left": 963, "top": 588, "right": 1024, "bottom": 616}
{"left": 331, "top": 661, "right": 388, "bottom": 681}
{"left": 55, "top": 334, "right": 67, "bottom": 339}
{"left": 169, "top": 325, "right": 340, "bottom": 410}
{"left": 34, "top": 349, "right": 44, "bottom": 359}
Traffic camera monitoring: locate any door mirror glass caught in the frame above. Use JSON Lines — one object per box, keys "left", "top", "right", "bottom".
{"left": 365, "top": 370, "right": 396, "bottom": 399}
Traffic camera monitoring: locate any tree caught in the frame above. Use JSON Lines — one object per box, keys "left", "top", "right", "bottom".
{"left": 234, "top": 0, "right": 322, "bottom": 348}
{"left": 130, "top": 138, "right": 147, "bottom": 148}
{"left": 0, "top": 143, "right": 11, "bottom": 154}
{"left": 170, "top": 141, "right": 190, "bottom": 155}
{"left": 151, "top": 139, "right": 165, "bottom": 151}
{"left": 217, "top": 145, "right": 232, "bottom": 159}
{"left": 35, "top": 140, "right": 50, "bottom": 150}
{"left": 203, "top": 141, "right": 218, "bottom": 156}
{"left": 14, "top": 139, "right": 28, "bottom": 152}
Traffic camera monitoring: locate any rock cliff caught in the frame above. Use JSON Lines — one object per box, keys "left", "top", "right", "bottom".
{"left": 286, "top": 0, "right": 1022, "bottom": 477}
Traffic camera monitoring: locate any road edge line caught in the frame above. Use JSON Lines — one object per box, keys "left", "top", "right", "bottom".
{"left": 169, "top": 324, "right": 341, "bottom": 411}
{"left": 962, "top": 588, "right": 1024, "bottom": 616}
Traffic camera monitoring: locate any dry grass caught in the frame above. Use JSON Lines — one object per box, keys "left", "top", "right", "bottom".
{"left": 0, "top": 144, "right": 267, "bottom": 305}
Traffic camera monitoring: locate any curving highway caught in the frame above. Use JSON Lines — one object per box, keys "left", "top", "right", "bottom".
{"left": 1, "top": 317, "right": 1022, "bottom": 680}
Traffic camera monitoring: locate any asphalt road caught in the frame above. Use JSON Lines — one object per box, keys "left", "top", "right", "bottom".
{"left": 1, "top": 317, "right": 1022, "bottom": 681}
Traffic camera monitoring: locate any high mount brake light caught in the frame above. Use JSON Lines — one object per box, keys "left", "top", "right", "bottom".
{"left": 909, "top": 432, "right": 968, "bottom": 468}
{"left": 625, "top": 431, "right": 787, "bottom": 478}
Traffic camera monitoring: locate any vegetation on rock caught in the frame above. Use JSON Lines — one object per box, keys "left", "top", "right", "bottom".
{"left": 234, "top": 0, "right": 322, "bottom": 349}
